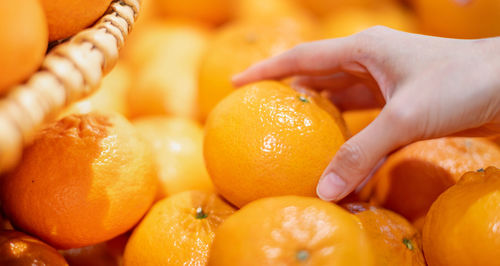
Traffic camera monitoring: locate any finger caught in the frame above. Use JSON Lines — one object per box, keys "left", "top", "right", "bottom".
{"left": 316, "top": 106, "right": 415, "bottom": 201}
{"left": 232, "top": 37, "right": 358, "bottom": 87}
{"left": 321, "top": 83, "right": 385, "bottom": 111}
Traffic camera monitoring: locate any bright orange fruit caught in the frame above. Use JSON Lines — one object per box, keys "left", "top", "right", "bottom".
{"left": 1, "top": 113, "right": 157, "bottom": 249}
{"left": 344, "top": 203, "right": 426, "bottom": 266}
{"left": 423, "top": 167, "right": 500, "bottom": 266}
{"left": 156, "top": 0, "right": 235, "bottom": 25}
{"left": 208, "top": 196, "right": 374, "bottom": 266}
{"left": 40, "top": 0, "right": 112, "bottom": 41}
{"left": 204, "top": 81, "right": 349, "bottom": 207}
{"left": 360, "top": 137, "right": 500, "bottom": 223}
{"left": 342, "top": 108, "right": 381, "bottom": 135}
{"left": 0, "top": 230, "right": 68, "bottom": 266}
{"left": 123, "top": 191, "right": 236, "bottom": 266}
{"left": 133, "top": 116, "right": 213, "bottom": 199}
{"left": 0, "top": 0, "right": 48, "bottom": 93}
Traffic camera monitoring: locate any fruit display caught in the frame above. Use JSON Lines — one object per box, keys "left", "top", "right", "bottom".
{"left": 1, "top": 0, "right": 500, "bottom": 265}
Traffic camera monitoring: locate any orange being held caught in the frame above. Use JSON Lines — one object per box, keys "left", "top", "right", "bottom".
{"left": 133, "top": 116, "right": 213, "bottom": 199}
{"left": 198, "top": 19, "right": 311, "bottom": 121}
{"left": 359, "top": 137, "right": 500, "bottom": 223}
{"left": 423, "top": 167, "right": 500, "bottom": 266}
{"left": 204, "top": 81, "right": 349, "bottom": 208}
{"left": 123, "top": 191, "right": 236, "bottom": 266}
{"left": 40, "top": 0, "right": 112, "bottom": 41}
{"left": 344, "top": 203, "right": 426, "bottom": 266}
{"left": 414, "top": 0, "right": 500, "bottom": 38}
{"left": 208, "top": 196, "right": 374, "bottom": 266}
{"left": 0, "top": 113, "right": 157, "bottom": 249}
{"left": 0, "top": 0, "right": 48, "bottom": 93}
{"left": 0, "top": 230, "right": 68, "bottom": 266}
{"left": 342, "top": 108, "right": 381, "bottom": 135}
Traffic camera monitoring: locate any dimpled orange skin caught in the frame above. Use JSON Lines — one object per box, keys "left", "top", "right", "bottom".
{"left": 360, "top": 137, "right": 500, "bottom": 223}
{"left": 198, "top": 20, "right": 311, "bottom": 121}
{"left": 204, "top": 81, "right": 349, "bottom": 208}
{"left": 123, "top": 191, "right": 236, "bottom": 266}
{"left": 344, "top": 203, "right": 426, "bottom": 266}
{"left": 0, "top": 230, "right": 68, "bottom": 266}
{"left": 0, "top": 0, "right": 47, "bottom": 93}
{"left": 414, "top": 0, "right": 500, "bottom": 39}
{"left": 423, "top": 167, "right": 500, "bottom": 266}
{"left": 41, "top": 0, "right": 112, "bottom": 41}
{"left": 133, "top": 117, "right": 214, "bottom": 199}
{"left": 0, "top": 113, "right": 157, "bottom": 249}
{"left": 208, "top": 196, "right": 374, "bottom": 266}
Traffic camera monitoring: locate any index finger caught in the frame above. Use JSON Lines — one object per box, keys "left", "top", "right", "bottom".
{"left": 232, "top": 37, "right": 358, "bottom": 87}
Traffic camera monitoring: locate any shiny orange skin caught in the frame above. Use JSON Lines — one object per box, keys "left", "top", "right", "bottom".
{"left": 414, "top": 0, "right": 500, "bottom": 38}
{"left": 360, "top": 137, "right": 500, "bottom": 222}
{"left": 344, "top": 203, "right": 426, "bottom": 266}
{"left": 204, "top": 81, "right": 348, "bottom": 207}
{"left": 208, "top": 196, "right": 374, "bottom": 266}
{"left": 0, "top": 0, "right": 48, "bottom": 93}
{"left": 1, "top": 113, "right": 157, "bottom": 249}
{"left": 41, "top": 0, "right": 112, "bottom": 41}
{"left": 423, "top": 167, "right": 500, "bottom": 266}
{"left": 198, "top": 20, "right": 311, "bottom": 121}
{"left": 156, "top": 0, "right": 235, "bottom": 25}
{"left": 0, "top": 230, "right": 68, "bottom": 266}
{"left": 123, "top": 191, "right": 236, "bottom": 266}
{"left": 133, "top": 117, "right": 214, "bottom": 199}
{"left": 342, "top": 108, "right": 381, "bottom": 136}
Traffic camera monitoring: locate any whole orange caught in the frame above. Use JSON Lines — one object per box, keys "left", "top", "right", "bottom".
{"left": 208, "top": 196, "right": 374, "bottom": 265}
{"left": 123, "top": 191, "right": 236, "bottom": 266}
{"left": 0, "top": 113, "right": 157, "bottom": 249}
{"left": 359, "top": 137, "right": 500, "bottom": 223}
{"left": 344, "top": 203, "right": 426, "bottom": 266}
{"left": 133, "top": 116, "right": 213, "bottom": 199}
{"left": 204, "top": 81, "right": 349, "bottom": 207}
{"left": 0, "top": 0, "right": 48, "bottom": 93}
{"left": 125, "top": 20, "right": 209, "bottom": 119}
{"left": 423, "top": 167, "right": 500, "bottom": 266}
{"left": 156, "top": 0, "right": 234, "bottom": 25}
{"left": 0, "top": 230, "right": 68, "bottom": 266}
{"left": 342, "top": 108, "right": 381, "bottom": 135}
{"left": 198, "top": 20, "right": 311, "bottom": 121}
{"left": 41, "top": 0, "right": 112, "bottom": 41}
{"left": 414, "top": 0, "right": 500, "bottom": 38}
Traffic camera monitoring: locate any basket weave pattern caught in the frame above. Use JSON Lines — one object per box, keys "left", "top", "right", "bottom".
{"left": 0, "top": 0, "right": 141, "bottom": 173}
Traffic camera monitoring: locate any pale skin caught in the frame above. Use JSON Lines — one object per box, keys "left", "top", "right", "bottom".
{"left": 232, "top": 26, "right": 500, "bottom": 202}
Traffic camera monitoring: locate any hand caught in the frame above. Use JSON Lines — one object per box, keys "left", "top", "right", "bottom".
{"left": 232, "top": 26, "right": 500, "bottom": 202}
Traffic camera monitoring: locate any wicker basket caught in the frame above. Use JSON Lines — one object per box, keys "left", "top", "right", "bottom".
{"left": 0, "top": 0, "right": 141, "bottom": 173}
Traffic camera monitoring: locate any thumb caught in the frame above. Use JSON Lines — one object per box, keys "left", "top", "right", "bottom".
{"left": 316, "top": 107, "right": 413, "bottom": 201}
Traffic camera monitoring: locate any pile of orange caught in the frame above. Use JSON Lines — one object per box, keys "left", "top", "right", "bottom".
{"left": 2, "top": 0, "right": 500, "bottom": 265}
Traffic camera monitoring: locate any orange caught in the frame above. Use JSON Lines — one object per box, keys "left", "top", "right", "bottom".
{"left": 423, "top": 167, "right": 500, "bottom": 266}
{"left": 320, "top": 5, "right": 418, "bottom": 38}
{"left": 208, "top": 196, "right": 374, "bottom": 265}
{"left": 156, "top": 0, "right": 234, "bottom": 25}
{"left": 235, "top": 0, "right": 315, "bottom": 23}
{"left": 343, "top": 108, "right": 381, "bottom": 135}
{"left": 61, "top": 62, "right": 131, "bottom": 118}
{"left": 123, "top": 191, "right": 236, "bottom": 266}
{"left": 0, "top": 113, "right": 157, "bottom": 249}
{"left": 0, "top": 0, "right": 48, "bottom": 93}
{"left": 61, "top": 234, "right": 128, "bottom": 266}
{"left": 0, "top": 230, "right": 68, "bottom": 266}
{"left": 414, "top": 0, "right": 500, "bottom": 38}
{"left": 41, "top": 0, "right": 112, "bottom": 41}
{"left": 359, "top": 137, "right": 500, "bottom": 223}
{"left": 294, "top": 0, "right": 397, "bottom": 17}
{"left": 133, "top": 116, "right": 213, "bottom": 199}
{"left": 125, "top": 20, "right": 209, "bottom": 119}
{"left": 204, "top": 81, "right": 349, "bottom": 207}
{"left": 344, "top": 203, "right": 426, "bottom": 266}
{"left": 198, "top": 19, "right": 311, "bottom": 121}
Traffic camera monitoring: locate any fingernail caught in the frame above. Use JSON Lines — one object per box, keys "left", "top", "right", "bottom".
{"left": 317, "top": 173, "right": 346, "bottom": 201}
